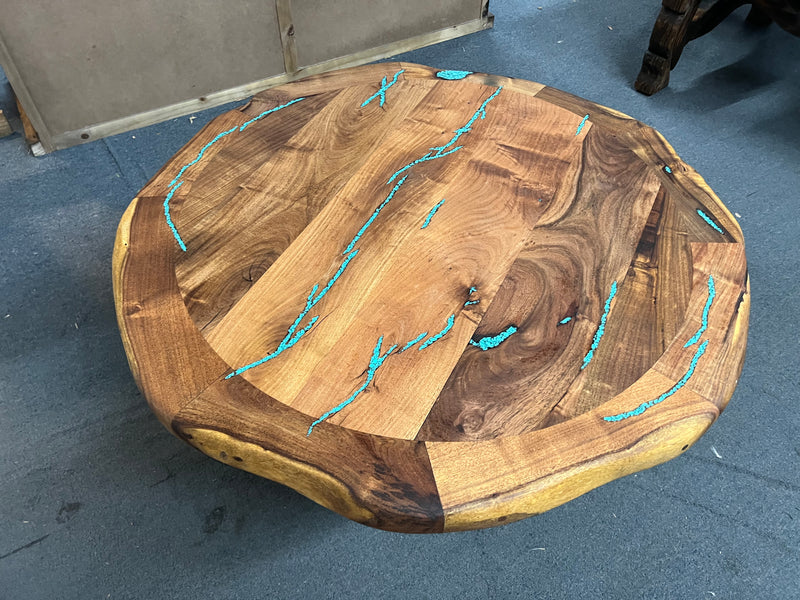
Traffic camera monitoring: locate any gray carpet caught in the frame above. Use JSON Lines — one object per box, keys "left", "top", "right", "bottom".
{"left": 1, "top": 1, "right": 798, "bottom": 598}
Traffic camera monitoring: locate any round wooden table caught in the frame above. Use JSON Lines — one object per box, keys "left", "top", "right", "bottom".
{"left": 113, "top": 63, "right": 749, "bottom": 532}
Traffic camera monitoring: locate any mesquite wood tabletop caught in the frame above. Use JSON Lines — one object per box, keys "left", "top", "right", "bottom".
{"left": 113, "top": 63, "right": 749, "bottom": 533}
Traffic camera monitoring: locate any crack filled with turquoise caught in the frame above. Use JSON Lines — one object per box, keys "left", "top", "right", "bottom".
{"left": 559, "top": 317, "right": 572, "bottom": 324}
{"left": 436, "top": 70, "right": 472, "bottom": 80}
{"left": 387, "top": 86, "right": 503, "bottom": 184}
{"left": 419, "top": 314, "right": 456, "bottom": 351}
{"left": 684, "top": 275, "right": 715, "bottom": 348}
{"left": 581, "top": 281, "right": 618, "bottom": 370}
{"left": 361, "top": 69, "right": 405, "bottom": 108}
{"left": 603, "top": 340, "right": 709, "bottom": 421}
{"left": 163, "top": 97, "right": 306, "bottom": 251}
{"left": 307, "top": 336, "right": 397, "bottom": 435}
{"left": 398, "top": 331, "right": 428, "bottom": 353}
{"left": 576, "top": 114, "right": 590, "bottom": 135}
{"left": 421, "top": 199, "right": 446, "bottom": 229}
{"left": 308, "top": 313, "right": 457, "bottom": 435}
{"left": 163, "top": 182, "right": 187, "bottom": 251}
{"left": 342, "top": 175, "right": 408, "bottom": 255}
{"left": 464, "top": 286, "right": 479, "bottom": 306}
{"left": 225, "top": 250, "right": 359, "bottom": 379}
{"left": 664, "top": 165, "right": 672, "bottom": 174}
{"left": 228, "top": 88, "right": 500, "bottom": 383}
{"left": 697, "top": 209, "right": 724, "bottom": 234}
{"left": 470, "top": 325, "right": 517, "bottom": 351}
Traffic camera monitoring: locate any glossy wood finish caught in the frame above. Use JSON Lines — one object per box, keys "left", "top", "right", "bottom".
{"left": 114, "top": 63, "right": 749, "bottom": 532}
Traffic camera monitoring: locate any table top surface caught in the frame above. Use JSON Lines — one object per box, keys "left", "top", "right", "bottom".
{"left": 113, "top": 62, "right": 749, "bottom": 532}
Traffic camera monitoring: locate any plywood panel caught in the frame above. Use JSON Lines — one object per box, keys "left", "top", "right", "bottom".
{"left": 293, "top": 0, "right": 482, "bottom": 66}
{"left": 0, "top": 0, "right": 285, "bottom": 134}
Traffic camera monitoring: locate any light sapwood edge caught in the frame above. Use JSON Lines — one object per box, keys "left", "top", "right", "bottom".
{"left": 437, "top": 410, "right": 717, "bottom": 531}
{"left": 179, "top": 426, "right": 378, "bottom": 525}
{"left": 112, "top": 198, "right": 142, "bottom": 393}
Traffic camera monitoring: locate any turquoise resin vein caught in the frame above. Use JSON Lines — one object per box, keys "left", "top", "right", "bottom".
{"left": 581, "top": 281, "right": 618, "bottom": 370}
{"left": 163, "top": 97, "right": 306, "bottom": 251}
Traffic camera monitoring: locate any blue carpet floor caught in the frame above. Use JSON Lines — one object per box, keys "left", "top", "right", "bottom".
{"left": 1, "top": 1, "right": 798, "bottom": 598}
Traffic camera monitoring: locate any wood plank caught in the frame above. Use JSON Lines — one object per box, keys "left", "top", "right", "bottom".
{"left": 653, "top": 242, "right": 748, "bottom": 409}
{"left": 112, "top": 197, "right": 229, "bottom": 430}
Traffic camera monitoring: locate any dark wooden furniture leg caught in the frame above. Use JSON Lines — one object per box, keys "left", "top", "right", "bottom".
{"left": 689, "top": 0, "right": 753, "bottom": 38}
{"left": 635, "top": 0, "right": 704, "bottom": 96}
{"left": 635, "top": 1, "right": 784, "bottom": 95}
{"left": 745, "top": 3, "right": 773, "bottom": 26}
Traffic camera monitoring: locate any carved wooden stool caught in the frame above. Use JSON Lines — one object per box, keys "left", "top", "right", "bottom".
{"left": 636, "top": 0, "right": 800, "bottom": 95}
{"left": 114, "top": 63, "right": 749, "bottom": 532}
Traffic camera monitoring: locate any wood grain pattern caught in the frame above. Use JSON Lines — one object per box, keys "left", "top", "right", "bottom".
{"left": 113, "top": 63, "right": 749, "bottom": 532}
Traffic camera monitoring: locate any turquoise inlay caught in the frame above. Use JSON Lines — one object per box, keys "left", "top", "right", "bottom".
{"left": 164, "top": 97, "right": 305, "bottom": 250}
{"left": 469, "top": 325, "right": 517, "bottom": 351}
{"left": 684, "top": 275, "right": 715, "bottom": 348}
{"left": 664, "top": 165, "right": 673, "bottom": 174}
{"left": 361, "top": 69, "right": 405, "bottom": 108}
{"left": 581, "top": 281, "right": 618, "bottom": 370}
{"left": 464, "top": 286, "right": 479, "bottom": 306}
{"left": 387, "top": 86, "right": 504, "bottom": 184}
{"left": 418, "top": 314, "right": 456, "bottom": 351}
{"left": 697, "top": 209, "right": 724, "bottom": 235}
{"left": 387, "top": 147, "right": 464, "bottom": 184}
{"left": 163, "top": 182, "right": 187, "bottom": 252}
{"left": 559, "top": 317, "right": 572, "bottom": 325}
{"left": 399, "top": 331, "right": 428, "bottom": 353}
{"left": 421, "top": 199, "right": 446, "bottom": 229}
{"left": 576, "top": 114, "right": 590, "bottom": 135}
{"left": 436, "top": 70, "right": 473, "bottom": 80}
{"left": 604, "top": 340, "right": 709, "bottom": 421}
{"left": 342, "top": 175, "right": 409, "bottom": 255}
{"left": 225, "top": 250, "right": 359, "bottom": 379}
{"left": 307, "top": 336, "right": 397, "bottom": 435}
{"left": 167, "top": 126, "right": 239, "bottom": 189}
{"left": 239, "top": 97, "right": 306, "bottom": 131}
